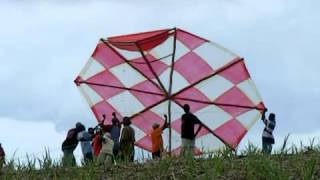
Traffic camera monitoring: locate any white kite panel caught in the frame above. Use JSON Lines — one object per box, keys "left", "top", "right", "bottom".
{"left": 109, "top": 63, "right": 146, "bottom": 87}
{"left": 194, "top": 42, "right": 237, "bottom": 70}
{"left": 107, "top": 91, "right": 145, "bottom": 117}
{"left": 196, "top": 133, "right": 226, "bottom": 152}
{"left": 195, "top": 105, "right": 233, "bottom": 130}
{"left": 237, "top": 79, "right": 263, "bottom": 106}
{"left": 149, "top": 36, "right": 174, "bottom": 59}
{"left": 78, "top": 83, "right": 103, "bottom": 107}
{"left": 236, "top": 109, "right": 261, "bottom": 129}
{"left": 79, "top": 57, "right": 105, "bottom": 80}
{"left": 195, "top": 75, "right": 234, "bottom": 101}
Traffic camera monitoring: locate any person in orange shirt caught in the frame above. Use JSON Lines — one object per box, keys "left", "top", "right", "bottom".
{"left": 150, "top": 114, "right": 168, "bottom": 159}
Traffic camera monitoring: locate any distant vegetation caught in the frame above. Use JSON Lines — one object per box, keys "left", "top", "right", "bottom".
{"left": 1, "top": 137, "right": 320, "bottom": 179}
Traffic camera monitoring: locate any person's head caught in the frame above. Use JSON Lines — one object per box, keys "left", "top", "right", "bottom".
{"left": 76, "top": 122, "right": 85, "bottom": 132}
{"left": 269, "top": 113, "right": 275, "bottom": 121}
{"left": 152, "top": 123, "right": 160, "bottom": 129}
{"left": 88, "top": 127, "right": 94, "bottom": 135}
{"left": 112, "top": 112, "right": 116, "bottom": 117}
{"left": 123, "top": 117, "right": 131, "bottom": 126}
{"left": 183, "top": 104, "right": 190, "bottom": 113}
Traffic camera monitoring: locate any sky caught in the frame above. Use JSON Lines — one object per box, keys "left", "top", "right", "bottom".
{"left": 0, "top": 0, "right": 320, "bottom": 162}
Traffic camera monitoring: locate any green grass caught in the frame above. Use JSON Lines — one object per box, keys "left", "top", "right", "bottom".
{"left": 1, "top": 139, "right": 320, "bottom": 180}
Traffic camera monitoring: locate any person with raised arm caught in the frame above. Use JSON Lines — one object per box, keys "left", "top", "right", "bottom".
{"left": 261, "top": 108, "right": 276, "bottom": 154}
{"left": 150, "top": 114, "right": 168, "bottom": 159}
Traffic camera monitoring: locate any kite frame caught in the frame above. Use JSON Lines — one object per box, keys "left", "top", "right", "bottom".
{"left": 75, "top": 28, "right": 265, "bottom": 154}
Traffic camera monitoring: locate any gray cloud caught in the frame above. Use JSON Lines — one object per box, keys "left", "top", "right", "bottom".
{"left": 0, "top": 0, "right": 319, "bottom": 135}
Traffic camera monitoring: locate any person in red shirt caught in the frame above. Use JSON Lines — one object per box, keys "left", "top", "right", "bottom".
{"left": 150, "top": 115, "right": 168, "bottom": 159}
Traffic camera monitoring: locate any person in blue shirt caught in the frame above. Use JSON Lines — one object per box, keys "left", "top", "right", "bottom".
{"left": 110, "top": 112, "right": 121, "bottom": 157}
{"left": 76, "top": 122, "right": 93, "bottom": 164}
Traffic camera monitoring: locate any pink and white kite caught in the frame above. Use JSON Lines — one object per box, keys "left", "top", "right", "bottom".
{"left": 74, "top": 28, "right": 265, "bottom": 155}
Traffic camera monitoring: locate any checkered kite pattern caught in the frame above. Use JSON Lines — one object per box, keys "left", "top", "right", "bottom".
{"left": 74, "top": 28, "right": 265, "bottom": 155}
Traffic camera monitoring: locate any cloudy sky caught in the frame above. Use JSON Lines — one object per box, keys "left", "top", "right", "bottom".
{"left": 0, "top": 0, "right": 320, "bottom": 162}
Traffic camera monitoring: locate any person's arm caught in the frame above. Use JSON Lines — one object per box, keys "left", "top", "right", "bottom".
{"left": 193, "top": 115, "right": 203, "bottom": 137}
{"left": 162, "top": 114, "right": 169, "bottom": 130}
{"left": 194, "top": 114, "right": 202, "bottom": 125}
{"left": 261, "top": 108, "right": 268, "bottom": 125}
{"left": 194, "top": 125, "right": 202, "bottom": 138}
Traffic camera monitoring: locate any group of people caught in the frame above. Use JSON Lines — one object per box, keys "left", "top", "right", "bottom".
{"left": 61, "top": 104, "right": 277, "bottom": 166}
{"left": 61, "top": 112, "right": 135, "bottom": 166}
{"left": 0, "top": 104, "right": 276, "bottom": 169}
{"left": 60, "top": 104, "right": 207, "bottom": 166}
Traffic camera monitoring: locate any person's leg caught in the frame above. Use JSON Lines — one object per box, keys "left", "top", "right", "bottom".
{"left": 113, "top": 149, "right": 119, "bottom": 157}
{"left": 0, "top": 157, "right": 4, "bottom": 169}
{"left": 267, "top": 143, "right": 272, "bottom": 154}
{"left": 152, "top": 151, "right": 161, "bottom": 159}
{"left": 181, "top": 138, "right": 189, "bottom": 156}
{"left": 97, "top": 152, "right": 106, "bottom": 165}
{"left": 155, "top": 150, "right": 161, "bottom": 158}
{"left": 130, "top": 149, "right": 134, "bottom": 162}
{"left": 63, "top": 150, "right": 75, "bottom": 167}
{"left": 105, "top": 154, "right": 113, "bottom": 165}
{"left": 262, "top": 141, "right": 268, "bottom": 154}
{"left": 179, "top": 139, "right": 193, "bottom": 157}
{"left": 84, "top": 153, "right": 93, "bottom": 165}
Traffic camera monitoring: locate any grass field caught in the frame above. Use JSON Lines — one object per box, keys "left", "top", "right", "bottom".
{"left": 1, "top": 137, "right": 320, "bottom": 179}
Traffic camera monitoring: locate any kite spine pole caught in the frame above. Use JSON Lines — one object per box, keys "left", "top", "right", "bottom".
{"left": 167, "top": 28, "right": 177, "bottom": 155}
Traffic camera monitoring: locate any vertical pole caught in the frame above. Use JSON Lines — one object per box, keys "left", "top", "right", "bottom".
{"left": 167, "top": 28, "right": 177, "bottom": 155}
{"left": 168, "top": 99, "right": 172, "bottom": 155}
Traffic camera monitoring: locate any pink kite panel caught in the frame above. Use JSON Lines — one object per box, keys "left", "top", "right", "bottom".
{"left": 130, "top": 55, "right": 169, "bottom": 79}
{"left": 92, "top": 42, "right": 124, "bottom": 69}
{"left": 176, "top": 29, "right": 208, "bottom": 50}
{"left": 174, "top": 51, "right": 214, "bottom": 84}
{"left": 213, "top": 119, "right": 247, "bottom": 148}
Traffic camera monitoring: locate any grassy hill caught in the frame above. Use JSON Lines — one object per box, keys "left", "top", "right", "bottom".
{"left": 1, "top": 141, "right": 320, "bottom": 179}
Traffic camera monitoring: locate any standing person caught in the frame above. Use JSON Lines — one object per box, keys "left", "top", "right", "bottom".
{"left": 92, "top": 115, "right": 106, "bottom": 157}
{"left": 119, "top": 117, "right": 135, "bottom": 162}
{"left": 98, "top": 132, "right": 114, "bottom": 166}
{"left": 62, "top": 127, "right": 79, "bottom": 167}
{"left": 180, "top": 104, "right": 203, "bottom": 156}
{"left": 0, "top": 143, "right": 5, "bottom": 169}
{"left": 76, "top": 122, "right": 93, "bottom": 164}
{"left": 150, "top": 115, "right": 168, "bottom": 159}
{"left": 92, "top": 130, "right": 102, "bottom": 157}
{"left": 110, "top": 112, "right": 121, "bottom": 157}
{"left": 261, "top": 109, "right": 276, "bottom": 154}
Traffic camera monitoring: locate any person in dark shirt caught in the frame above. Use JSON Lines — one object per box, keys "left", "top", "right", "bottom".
{"left": 0, "top": 143, "right": 5, "bottom": 169}
{"left": 120, "top": 117, "right": 135, "bottom": 162}
{"left": 61, "top": 127, "right": 79, "bottom": 167}
{"left": 181, "top": 104, "right": 202, "bottom": 156}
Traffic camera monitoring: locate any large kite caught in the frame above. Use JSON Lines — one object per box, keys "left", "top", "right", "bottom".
{"left": 74, "top": 28, "right": 265, "bottom": 155}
